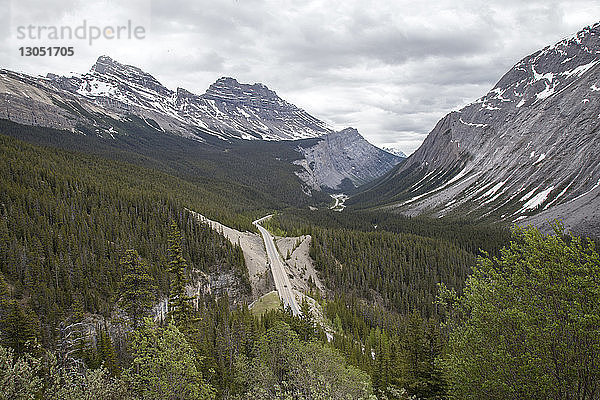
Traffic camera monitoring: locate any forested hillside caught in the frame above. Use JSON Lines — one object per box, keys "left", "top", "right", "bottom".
{"left": 0, "top": 118, "right": 331, "bottom": 213}
{"left": 310, "top": 228, "right": 473, "bottom": 317}
{"left": 266, "top": 208, "right": 511, "bottom": 256}
{"left": 1, "top": 128, "right": 598, "bottom": 400}
{"left": 0, "top": 134, "right": 249, "bottom": 345}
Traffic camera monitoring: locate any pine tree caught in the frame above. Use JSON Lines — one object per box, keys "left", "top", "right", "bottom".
{"left": 298, "top": 297, "right": 314, "bottom": 341}
{"left": 97, "top": 328, "right": 119, "bottom": 377}
{"left": 123, "top": 319, "right": 215, "bottom": 400}
{"left": 118, "top": 249, "right": 156, "bottom": 330}
{"left": 0, "top": 300, "right": 39, "bottom": 356}
{"left": 167, "top": 223, "right": 195, "bottom": 329}
{"left": 0, "top": 271, "right": 10, "bottom": 311}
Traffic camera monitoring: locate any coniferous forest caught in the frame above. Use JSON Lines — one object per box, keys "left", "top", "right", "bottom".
{"left": 1, "top": 124, "right": 599, "bottom": 400}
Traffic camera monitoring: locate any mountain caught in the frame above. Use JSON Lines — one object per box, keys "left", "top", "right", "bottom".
{"left": 294, "top": 128, "right": 403, "bottom": 191}
{"left": 0, "top": 56, "right": 330, "bottom": 141}
{"left": 47, "top": 56, "right": 332, "bottom": 141}
{"left": 350, "top": 22, "right": 600, "bottom": 235}
{"left": 0, "top": 56, "right": 400, "bottom": 192}
{"left": 382, "top": 146, "right": 408, "bottom": 158}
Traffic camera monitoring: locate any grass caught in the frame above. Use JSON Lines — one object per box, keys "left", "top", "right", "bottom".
{"left": 250, "top": 291, "right": 281, "bottom": 316}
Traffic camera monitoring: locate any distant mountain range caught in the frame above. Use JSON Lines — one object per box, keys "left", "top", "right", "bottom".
{"left": 295, "top": 128, "right": 402, "bottom": 191}
{"left": 0, "top": 56, "right": 402, "bottom": 191}
{"left": 352, "top": 22, "right": 600, "bottom": 235}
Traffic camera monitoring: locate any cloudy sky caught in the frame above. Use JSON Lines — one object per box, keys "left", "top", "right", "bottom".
{"left": 2, "top": 0, "right": 600, "bottom": 154}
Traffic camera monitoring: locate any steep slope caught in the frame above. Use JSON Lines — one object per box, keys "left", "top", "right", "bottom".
{"left": 351, "top": 22, "right": 600, "bottom": 235}
{"left": 294, "top": 128, "right": 403, "bottom": 191}
{"left": 0, "top": 69, "right": 122, "bottom": 135}
{"left": 1, "top": 57, "right": 401, "bottom": 192}
{"left": 48, "top": 56, "right": 332, "bottom": 140}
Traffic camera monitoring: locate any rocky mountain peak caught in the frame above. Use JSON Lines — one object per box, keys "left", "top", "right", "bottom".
{"left": 90, "top": 55, "right": 146, "bottom": 79}
{"left": 471, "top": 22, "right": 600, "bottom": 115}
{"left": 87, "top": 55, "right": 172, "bottom": 97}
{"left": 176, "top": 87, "right": 196, "bottom": 98}
{"left": 382, "top": 147, "right": 407, "bottom": 158}
{"left": 204, "top": 76, "right": 283, "bottom": 106}
{"left": 36, "top": 56, "right": 333, "bottom": 140}
{"left": 90, "top": 55, "right": 119, "bottom": 73}
{"left": 336, "top": 127, "right": 374, "bottom": 144}
{"left": 338, "top": 127, "right": 360, "bottom": 136}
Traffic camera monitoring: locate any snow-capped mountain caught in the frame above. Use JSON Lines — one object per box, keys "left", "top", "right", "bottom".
{"left": 0, "top": 56, "right": 402, "bottom": 192}
{"left": 352, "top": 22, "right": 600, "bottom": 235}
{"left": 47, "top": 56, "right": 332, "bottom": 141}
{"left": 382, "top": 147, "right": 407, "bottom": 158}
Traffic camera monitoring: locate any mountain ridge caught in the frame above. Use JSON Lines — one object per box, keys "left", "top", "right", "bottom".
{"left": 47, "top": 56, "right": 333, "bottom": 141}
{"left": 350, "top": 21, "right": 600, "bottom": 235}
{"left": 0, "top": 56, "right": 402, "bottom": 192}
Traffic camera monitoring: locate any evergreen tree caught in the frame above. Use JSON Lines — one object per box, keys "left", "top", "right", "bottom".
{"left": 0, "top": 301, "right": 39, "bottom": 356}
{"left": 123, "top": 318, "right": 214, "bottom": 400}
{"left": 96, "top": 328, "right": 119, "bottom": 377}
{"left": 167, "top": 223, "right": 195, "bottom": 329}
{"left": 298, "top": 297, "right": 314, "bottom": 341}
{"left": 117, "top": 250, "right": 156, "bottom": 329}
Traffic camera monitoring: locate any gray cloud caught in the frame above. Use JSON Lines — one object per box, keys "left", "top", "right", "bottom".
{"left": 3, "top": 0, "right": 600, "bottom": 154}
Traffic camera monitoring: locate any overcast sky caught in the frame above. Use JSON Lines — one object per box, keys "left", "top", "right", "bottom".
{"left": 2, "top": 0, "right": 600, "bottom": 154}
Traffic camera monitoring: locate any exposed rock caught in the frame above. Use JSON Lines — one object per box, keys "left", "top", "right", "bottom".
{"left": 187, "top": 209, "right": 275, "bottom": 300}
{"left": 44, "top": 56, "right": 332, "bottom": 141}
{"left": 275, "top": 235, "right": 325, "bottom": 294}
{"left": 294, "top": 128, "right": 403, "bottom": 190}
{"left": 352, "top": 22, "right": 600, "bottom": 235}
{"left": 0, "top": 69, "right": 119, "bottom": 132}
{"left": 198, "top": 77, "right": 332, "bottom": 140}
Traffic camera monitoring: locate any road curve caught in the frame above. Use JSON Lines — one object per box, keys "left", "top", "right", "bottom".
{"left": 253, "top": 216, "right": 301, "bottom": 316}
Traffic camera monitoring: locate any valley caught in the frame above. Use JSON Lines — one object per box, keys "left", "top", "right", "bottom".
{"left": 0, "top": 17, "right": 599, "bottom": 400}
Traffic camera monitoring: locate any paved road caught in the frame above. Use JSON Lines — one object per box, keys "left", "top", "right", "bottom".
{"left": 254, "top": 216, "right": 301, "bottom": 316}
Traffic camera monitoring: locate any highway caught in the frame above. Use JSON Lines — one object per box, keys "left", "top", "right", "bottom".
{"left": 253, "top": 215, "right": 301, "bottom": 316}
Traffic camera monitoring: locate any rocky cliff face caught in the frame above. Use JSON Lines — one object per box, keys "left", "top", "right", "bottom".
{"left": 352, "top": 22, "right": 600, "bottom": 235}
{"left": 294, "top": 128, "right": 403, "bottom": 191}
{"left": 46, "top": 56, "right": 332, "bottom": 140}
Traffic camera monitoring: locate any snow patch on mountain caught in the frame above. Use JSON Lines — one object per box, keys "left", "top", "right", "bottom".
{"left": 47, "top": 57, "right": 333, "bottom": 141}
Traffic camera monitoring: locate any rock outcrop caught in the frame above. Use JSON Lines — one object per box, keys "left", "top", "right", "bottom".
{"left": 294, "top": 128, "right": 403, "bottom": 191}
